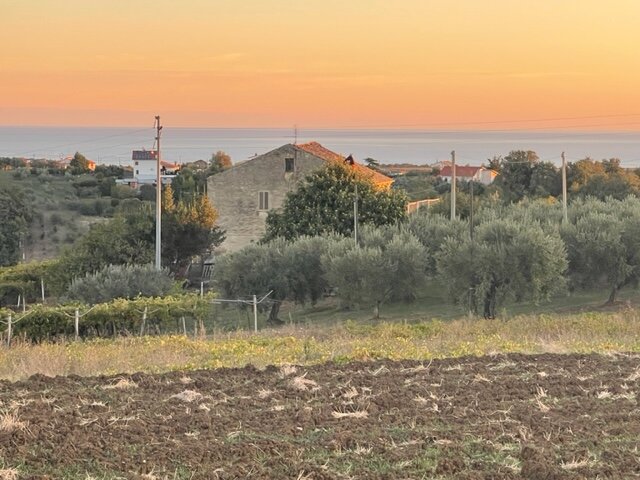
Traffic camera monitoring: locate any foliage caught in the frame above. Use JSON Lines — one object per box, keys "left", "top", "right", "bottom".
{"left": 53, "top": 187, "right": 224, "bottom": 287}
{"left": 493, "top": 150, "right": 561, "bottom": 202}
{"left": 162, "top": 187, "right": 225, "bottom": 271}
{"left": 4, "top": 293, "right": 212, "bottom": 342}
{"left": 171, "top": 151, "right": 232, "bottom": 201}
{"left": 323, "top": 229, "right": 427, "bottom": 316}
{"left": 264, "top": 163, "right": 407, "bottom": 241}
{"left": 568, "top": 158, "right": 640, "bottom": 200}
{"left": 0, "top": 260, "right": 63, "bottom": 306}
{"left": 0, "top": 185, "right": 33, "bottom": 267}
{"left": 215, "top": 236, "right": 331, "bottom": 323}
{"left": 210, "top": 150, "right": 233, "bottom": 174}
{"left": 54, "top": 203, "right": 156, "bottom": 288}
{"left": 403, "top": 213, "right": 466, "bottom": 275}
{"left": 214, "top": 239, "right": 288, "bottom": 324}
{"left": 66, "top": 264, "right": 175, "bottom": 304}
{"left": 561, "top": 196, "right": 640, "bottom": 303}
{"left": 437, "top": 218, "right": 567, "bottom": 318}
{"left": 392, "top": 171, "right": 446, "bottom": 201}
{"left": 69, "top": 152, "right": 92, "bottom": 175}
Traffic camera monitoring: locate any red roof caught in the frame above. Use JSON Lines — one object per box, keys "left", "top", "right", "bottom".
{"left": 296, "top": 142, "right": 393, "bottom": 187}
{"left": 161, "top": 160, "right": 180, "bottom": 169}
{"left": 439, "top": 165, "right": 482, "bottom": 178}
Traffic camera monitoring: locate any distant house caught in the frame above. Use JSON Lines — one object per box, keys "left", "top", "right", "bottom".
{"left": 208, "top": 142, "right": 393, "bottom": 252}
{"left": 439, "top": 165, "right": 498, "bottom": 185}
{"left": 130, "top": 150, "right": 180, "bottom": 185}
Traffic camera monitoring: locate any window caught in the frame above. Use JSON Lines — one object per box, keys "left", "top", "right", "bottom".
{"left": 285, "top": 157, "right": 295, "bottom": 172}
{"left": 135, "top": 169, "right": 139, "bottom": 175}
{"left": 259, "top": 191, "right": 269, "bottom": 210}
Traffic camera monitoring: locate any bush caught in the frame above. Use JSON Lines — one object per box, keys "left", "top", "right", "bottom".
{"left": 66, "top": 264, "right": 176, "bottom": 304}
{"left": 111, "top": 184, "right": 138, "bottom": 200}
{"left": 49, "top": 213, "right": 63, "bottom": 225}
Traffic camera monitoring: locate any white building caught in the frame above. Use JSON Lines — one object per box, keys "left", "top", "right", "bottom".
{"left": 439, "top": 165, "right": 498, "bottom": 185}
{"left": 132, "top": 150, "right": 180, "bottom": 185}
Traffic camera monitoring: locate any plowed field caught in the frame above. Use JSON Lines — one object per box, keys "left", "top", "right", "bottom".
{"left": 1, "top": 353, "right": 639, "bottom": 479}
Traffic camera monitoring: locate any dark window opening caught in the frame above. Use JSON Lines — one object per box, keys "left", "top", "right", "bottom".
{"left": 259, "top": 191, "right": 269, "bottom": 210}
{"left": 285, "top": 157, "right": 295, "bottom": 172}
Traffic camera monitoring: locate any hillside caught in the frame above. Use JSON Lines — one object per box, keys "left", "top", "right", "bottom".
{"left": 0, "top": 171, "right": 117, "bottom": 261}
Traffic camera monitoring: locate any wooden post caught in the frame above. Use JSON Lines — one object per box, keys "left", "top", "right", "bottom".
{"left": 74, "top": 308, "right": 80, "bottom": 341}
{"left": 181, "top": 316, "right": 187, "bottom": 336}
{"left": 200, "top": 282, "right": 204, "bottom": 297}
{"left": 6, "top": 313, "right": 12, "bottom": 347}
{"left": 253, "top": 294, "right": 258, "bottom": 333}
{"left": 41, "top": 278, "right": 45, "bottom": 303}
{"left": 139, "top": 306, "right": 147, "bottom": 336}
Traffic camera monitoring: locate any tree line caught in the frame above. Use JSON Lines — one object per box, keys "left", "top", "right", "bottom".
{"left": 216, "top": 193, "right": 640, "bottom": 321}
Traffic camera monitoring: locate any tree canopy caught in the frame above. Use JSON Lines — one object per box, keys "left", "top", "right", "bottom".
{"left": 264, "top": 163, "right": 407, "bottom": 241}
{"left": 69, "top": 152, "right": 92, "bottom": 175}
{"left": 0, "top": 186, "right": 33, "bottom": 267}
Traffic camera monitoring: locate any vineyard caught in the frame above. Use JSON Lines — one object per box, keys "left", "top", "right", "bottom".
{"left": 0, "top": 294, "right": 214, "bottom": 344}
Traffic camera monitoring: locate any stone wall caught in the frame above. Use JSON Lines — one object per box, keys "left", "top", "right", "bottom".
{"left": 208, "top": 144, "right": 325, "bottom": 252}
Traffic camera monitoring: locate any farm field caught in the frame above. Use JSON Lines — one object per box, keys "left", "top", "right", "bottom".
{"left": 1, "top": 353, "right": 639, "bottom": 479}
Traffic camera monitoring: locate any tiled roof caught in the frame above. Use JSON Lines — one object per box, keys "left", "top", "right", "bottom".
{"left": 161, "top": 160, "right": 180, "bottom": 169}
{"left": 296, "top": 142, "right": 393, "bottom": 187}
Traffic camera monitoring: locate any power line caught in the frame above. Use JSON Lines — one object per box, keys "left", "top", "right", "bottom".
{"left": 14, "top": 127, "right": 153, "bottom": 158}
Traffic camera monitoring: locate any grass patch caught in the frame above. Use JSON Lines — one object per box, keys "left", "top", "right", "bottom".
{"left": 1, "top": 309, "right": 640, "bottom": 381}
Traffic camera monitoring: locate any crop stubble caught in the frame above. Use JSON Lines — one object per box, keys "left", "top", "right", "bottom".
{"left": 0, "top": 353, "right": 639, "bottom": 479}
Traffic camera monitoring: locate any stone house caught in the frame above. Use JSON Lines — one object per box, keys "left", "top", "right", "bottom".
{"left": 208, "top": 142, "right": 393, "bottom": 252}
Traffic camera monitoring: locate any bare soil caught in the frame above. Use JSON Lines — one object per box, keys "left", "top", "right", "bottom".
{"left": 1, "top": 353, "right": 639, "bottom": 479}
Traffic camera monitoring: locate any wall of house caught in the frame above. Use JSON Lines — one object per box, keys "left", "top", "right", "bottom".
{"left": 134, "top": 160, "right": 156, "bottom": 183}
{"left": 208, "top": 144, "right": 325, "bottom": 252}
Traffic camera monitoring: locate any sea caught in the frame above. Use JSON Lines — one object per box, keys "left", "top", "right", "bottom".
{"left": 2, "top": 126, "right": 640, "bottom": 168}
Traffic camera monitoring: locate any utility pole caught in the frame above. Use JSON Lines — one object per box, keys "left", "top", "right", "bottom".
{"left": 468, "top": 178, "right": 474, "bottom": 318}
{"left": 450, "top": 150, "right": 456, "bottom": 220}
{"left": 561, "top": 151, "right": 568, "bottom": 223}
{"left": 154, "top": 116, "right": 163, "bottom": 271}
{"left": 469, "top": 179, "right": 474, "bottom": 240}
{"left": 354, "top": 182, "right": 359, "bottom": 246}
{"left": 294, "top": 124, "right": 298, "bottom": 145}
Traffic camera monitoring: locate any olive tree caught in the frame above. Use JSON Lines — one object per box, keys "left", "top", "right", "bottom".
{"left": 437, "top": 219, "right": 567, "bottom": 318}
{"left": 562, "top": 197, "right": 640, "bottom": 304}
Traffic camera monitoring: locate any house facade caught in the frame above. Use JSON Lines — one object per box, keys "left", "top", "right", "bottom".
{"left": 208, "top": 142, "right": 393, "bottom": 252}
{"left": 439, "top": 165, "right": 498, "bottom": 185}
{"left": 130, "top": 150, "right": 180, "bottom": 185}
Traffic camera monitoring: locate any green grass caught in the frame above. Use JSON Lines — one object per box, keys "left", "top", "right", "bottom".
{"left": 256, "top": 282, "right": 640, "bottom": 329}
{"left": 2, "top": 308, "right": 640, "bottom": 381}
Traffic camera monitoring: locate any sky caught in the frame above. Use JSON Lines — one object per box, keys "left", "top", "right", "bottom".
{"left": 2, "top": 0, "right": 640, "bottom": 129}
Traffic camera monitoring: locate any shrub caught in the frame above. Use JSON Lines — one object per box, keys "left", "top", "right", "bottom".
{"left": 66, "top": 264, "right": 175, "bottom": 304}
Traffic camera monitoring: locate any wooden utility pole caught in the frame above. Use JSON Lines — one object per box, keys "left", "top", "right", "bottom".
{"left": 354, "top": 182, "right": 359, "bottom": 246}
{"left": 155, "top": 116, "right": 163, "bottom": 271}
{"left": 561, "top": 151, "right": 568, "bottom": 223}
{"left": 450, "top": 150, "right": 456, "bottom": 220}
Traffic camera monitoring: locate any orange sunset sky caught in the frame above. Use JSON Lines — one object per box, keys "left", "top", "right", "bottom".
{"left": 2, "top": 0, "right": 640, "bottom": 129}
